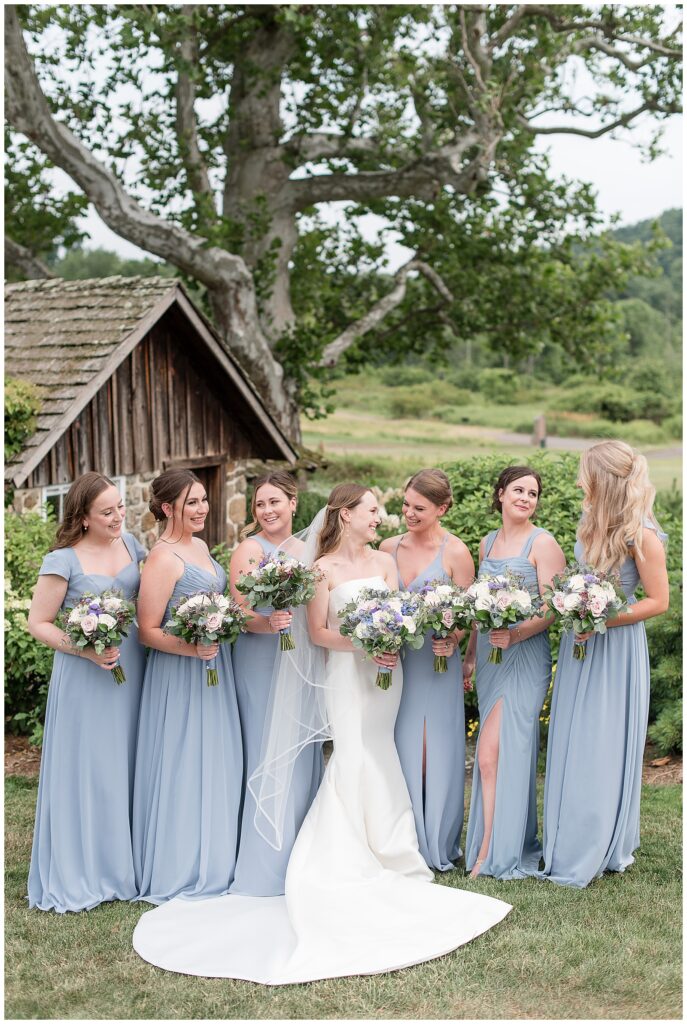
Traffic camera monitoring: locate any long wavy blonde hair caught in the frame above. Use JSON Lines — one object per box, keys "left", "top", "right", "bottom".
{"left": 577, "top": 440, "right": 659, "bottom": 571}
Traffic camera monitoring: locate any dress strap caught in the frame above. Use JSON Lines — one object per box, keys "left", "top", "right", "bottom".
{"left": 255, "top": 534, "right": 278, "bottom": 554}
{"left": 520, "top": 527, "right": 545, "bottom": 558}
{"left": 392, "top": 536, "right": 405, "bottom": 566}
{"left": 484, "top": 530, "right": 499, "bottom": 557}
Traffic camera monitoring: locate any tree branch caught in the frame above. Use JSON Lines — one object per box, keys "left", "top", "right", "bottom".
{"left": 283, "top": 131, "right": 386, "bottom": 164}
{"left": 319, "top": 258, "right": 453, "bottom": 367}
{"left": 516, "top": 99, "right": 679, "bottom": 139}
{"left": 288, "top": 135, "right": 482, "bottom": 209}
{"left": 4, "top": 5, "right": 246, "bottom": 292}
{"left": 175, "top": 5, "right": 215, "bottom": 202}
{"left": 5, "top": 236, "right": 56, "bottom": 279}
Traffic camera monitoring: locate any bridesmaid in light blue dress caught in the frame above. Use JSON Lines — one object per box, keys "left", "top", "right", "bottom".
{"left": 463, "top": 466, "right": 565, "bottom": 880}
{"left": 229, "top": 472, "right": 323, "bottom": 896}
{"left": 380, "top": 469, "right": 473, "bottom": 871}
{"left": 132, "top": 469, "right": 243, "bottom": 903}
{"left": 541, "top": 441, "right": 669, "bottom": 888}
{"left": 26, "top": 473, "right": 146, "bottom": 912}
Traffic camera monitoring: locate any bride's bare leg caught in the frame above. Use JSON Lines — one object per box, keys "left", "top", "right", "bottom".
{"left": 470, "top": 699, "right": 503, "bottom": 878}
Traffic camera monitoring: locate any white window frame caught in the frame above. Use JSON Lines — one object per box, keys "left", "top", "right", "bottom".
{"left": 41, "top": 477, "right": 127, "bottom": 521}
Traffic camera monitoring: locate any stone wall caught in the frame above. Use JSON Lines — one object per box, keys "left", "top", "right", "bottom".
{"left": 12, "top": 461, "right": 249, "bottom": 553}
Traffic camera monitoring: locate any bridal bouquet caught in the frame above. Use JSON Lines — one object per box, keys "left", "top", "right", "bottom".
{"left": 465, "top": 571, "right": 539, "bottom": 664}
{"left": 61, "top": 588, "right": 136, "bottom": 684}
{"left": 236, "top": 551, "right": 323, "bottom": 651}
{"left": 418, "top": 579, "right": 472, "bottom": 673}
{"left": 543, "top": 563, "right": 627, "bottom": 660}
{"left": 339, "top": 587, "right": 426, "bottom": 689}
{"left": 164, "top": 590, "right": 248, "bottom": 685}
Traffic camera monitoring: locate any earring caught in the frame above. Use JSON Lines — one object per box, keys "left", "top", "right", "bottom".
{"left": 83, "top": 523, "right": 88, "bottom": 532}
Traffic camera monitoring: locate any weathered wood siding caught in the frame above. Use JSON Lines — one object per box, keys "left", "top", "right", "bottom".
{"left": 26, "top": 311, "right": 256, "bottom": 487}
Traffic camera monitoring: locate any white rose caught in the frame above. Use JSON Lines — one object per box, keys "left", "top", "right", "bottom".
{"left": 102, "top": 597, "right": 123, "bottom": 613}
{"left": 423, "top": 591, "right": 441, "bottom": 607}
{"left": 354, "top": 622, "right": 369, "bottom": 639}
{"left": 474, "top": 595, "right": 493, "bottom": 612}
{"left": 470, "top": 580, "right": 491, "bottom": 600}
{"left": 214, "top": 594, "right": 230, "bottom": 610}
{"left": 68, "top": 607, "right": 83, "bottom": 624}
{"left": 387, "top": 599, "right": 403, "bottom": 612}
{"left": 568, "top": 574, "right": 586, "bottom": 592}
{"left": 514, "top": 589, "right": 532, "bottom": 610}
{"left": 563, "top": 593, "right": 582, "bottom": 611}
{"left": 435, "top": 585, "right": 454, "bottom": 600}
{"left": 177, "top": 600, "right": 192, "bottom": 616}
{"left": 401, "top": 616, "right": 416, "bottom": 634}
{"left": 81, "top": 614, "right": 98, "bottom": 635}
{"left": 496, "top": 591, "right": 513, "bottom": 610}
{"left": 98, "top": 613, "right": 117, "bottom": 630}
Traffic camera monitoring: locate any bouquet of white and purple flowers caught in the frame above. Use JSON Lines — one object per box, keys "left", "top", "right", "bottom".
{"left": 466, "top": 571, "right": 540, "bottom": 664}
{"left": 236, "top": 551, "right": 323, "bottom": 651}
{"left": 543, "top": 563, "right": 627, "bottom": 660}
{"left": 339, "top": 587, "right": 426, "bottom": 689}
{"left": 61, "top": 588, "right": 136, "bottom": 684}
{"left": 163, "top": 591, "right": 248, "bottom": 685}
{"left": 418, "top": 579, "right": 472, "bottom": 673}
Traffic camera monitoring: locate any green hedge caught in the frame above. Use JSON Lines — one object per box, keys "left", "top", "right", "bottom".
{"left": 5, "top": 511, "right": 57, "bottom": 744}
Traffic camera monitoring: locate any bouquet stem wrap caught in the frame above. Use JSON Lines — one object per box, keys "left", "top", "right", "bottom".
{"left": 279, "top": 625, "right": 295, "bottom": 651}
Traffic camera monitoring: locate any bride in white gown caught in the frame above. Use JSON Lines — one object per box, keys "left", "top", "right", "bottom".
{"left": 133, "top": 485, "right": 510, "bottom": 984}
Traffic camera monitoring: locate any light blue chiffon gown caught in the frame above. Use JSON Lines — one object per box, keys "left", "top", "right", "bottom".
{"left": 230, "top": 535, "right": 323, "bottom": 896}
{"left": 132, "top": 553, "right": 243, "bottom": 903}
{"left": 465, "top": 527, "right": 553, "bottom": 879}
{"left": 392, "top": 534, "right": 465, "bottom": 871}
{"left": 540, "top": 529, "right": 665, "bottom": 887}
{"left": 28, "top": 533, "right": 146, "bottom": 912}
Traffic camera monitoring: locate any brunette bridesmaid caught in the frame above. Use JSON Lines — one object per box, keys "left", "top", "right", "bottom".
{"left": 27, "top": 473, "right": 146, "bottom": 912}
{"left": 541, "top": 441, "right": 669, "bottom": 887}
{"left": 132, "top": 469, "right": 243, "bottom": 902}
{"left": 463, "top": 466, "right": 565, "bottom": 880}
{"left": 380, "top": 469, "right": 473, "bottom": 871}
{"left": 229, "top": 471, "right": 323, "bottom": 896}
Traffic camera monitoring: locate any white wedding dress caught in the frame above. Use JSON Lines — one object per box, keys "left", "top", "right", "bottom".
{"left": 133, "top": 578, "right": 511, "bottom": 984}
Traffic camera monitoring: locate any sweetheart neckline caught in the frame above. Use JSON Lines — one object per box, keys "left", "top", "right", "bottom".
{"left": 329, "top": 575, "right": 387, "bottom": 595}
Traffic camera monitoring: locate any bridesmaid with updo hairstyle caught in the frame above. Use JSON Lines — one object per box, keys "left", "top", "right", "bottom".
{"left": 380, "top": 469, "right": 474, "bottom": 871}
{"left": 229, "top": 471, "right": 323, "bottom": 897}
{"left": 27, "top": 472, "right": 146, "bottom": 912}
{"left": 463, "top": 465, "right": 566, "bottom": 880}
{"left": 541, "top": 441, "right": 669, "bottom": 888}
{"left": 132, "top": 469, "right": 243, "bottom": 903}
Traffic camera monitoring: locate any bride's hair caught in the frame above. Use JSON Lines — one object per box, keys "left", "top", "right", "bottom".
{"left": 317, "top": 483, "right": 370, "bottom": 558}
{"left": 577, "top": 440, "right": 659, "bottom": 571}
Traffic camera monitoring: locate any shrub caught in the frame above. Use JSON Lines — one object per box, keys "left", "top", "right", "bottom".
{"left": 377, "top": 365, "right": 434, "bottom": 387}
{"left": 4, "top": 377, "right": 41, "bottom": 460}
{"left": 5, "top": 511, "right": 57, "bottom": 743}
{"left": 648, "top": 699, "right": 682, "bottom": 756}
{"left": 475, "top": 368, "right": 519, "bottom": 402}
{"left": 388, "top": 381, "right": 465, "bottom": 419}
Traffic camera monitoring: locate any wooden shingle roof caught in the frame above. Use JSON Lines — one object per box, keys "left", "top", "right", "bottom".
{"left": 5, "top": 275, "right": 297, "bottom": 485}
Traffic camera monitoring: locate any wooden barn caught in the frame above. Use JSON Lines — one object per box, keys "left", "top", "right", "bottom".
{"left": 5, "top": 276, "right": 297, "bottom": 549}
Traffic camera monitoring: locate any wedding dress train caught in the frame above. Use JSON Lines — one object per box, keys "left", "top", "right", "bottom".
{"left": 133, "top": 578, "right": 511, "bottom": 984}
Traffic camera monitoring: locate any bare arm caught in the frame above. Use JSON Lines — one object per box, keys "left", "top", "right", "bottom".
{"left": 229, "top": 539, "right": 292, "bottom": 636}
{"left": 608, "top": 530, "right": 669, "bottom": 627}
{"left": 27, "top": 574, "right": 119, "bottom": 670}
{"left": 137, "top": 547, "right": 216, "bottom": 659}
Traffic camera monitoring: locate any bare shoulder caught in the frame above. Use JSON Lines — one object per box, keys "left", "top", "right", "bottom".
{"left": 638, "top": 527, "right": 667, "bottom": 558}
{"left": 144, "top": 542, "right": 182, "bottom": 578}
{"left": 374, "top": 548, "right": 397, "bottom": 572}
{"left": 444, "top": 532, "right": 471, "bottom": 558}
{"left": 532, "top": 531, "right": 563, "bottom": 556}
{"left": 379, "top": 535, "right": 400, "bottom": 554}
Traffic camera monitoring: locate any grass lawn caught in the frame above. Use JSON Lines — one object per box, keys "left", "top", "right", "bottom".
{"left": 5, "top": 775, "right": 682, "bottom": 1020}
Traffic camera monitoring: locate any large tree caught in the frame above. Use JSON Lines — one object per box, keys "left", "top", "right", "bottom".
{"left": 5, "top": 5, "right": 681, "bottom": 439}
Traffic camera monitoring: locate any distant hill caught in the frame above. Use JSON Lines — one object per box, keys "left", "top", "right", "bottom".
{"left": 611, "top": 208, "right": 682, "bottom": 323}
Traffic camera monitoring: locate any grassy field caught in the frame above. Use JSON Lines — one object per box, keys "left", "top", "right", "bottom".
{"left": 6, "top": 775, "right": 682, "bottom": 1020}
{"left": 302, "top": 374, "right": 682, "bottom": 494}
